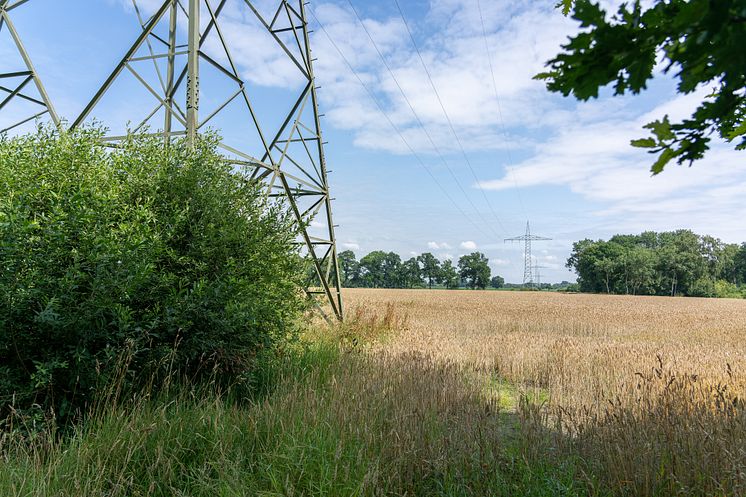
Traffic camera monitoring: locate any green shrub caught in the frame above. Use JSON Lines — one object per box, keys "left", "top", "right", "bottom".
{"left": 0, "top": 127, "right": 308, "bottom": 425}
{"left": 688, "top": 277, "right": 716, "bottom": 297}
{"left": 714, "top": 279, "right": 744, "bottom": 299}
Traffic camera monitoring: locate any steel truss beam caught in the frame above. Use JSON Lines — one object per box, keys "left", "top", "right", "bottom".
{"left": 0, "top": 0, "right": 343, "bottom": 320}
{"left": 0, "top": 0, "right": 59, "bottom": 133}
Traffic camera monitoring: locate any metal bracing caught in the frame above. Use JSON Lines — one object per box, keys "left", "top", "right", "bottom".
{"left": 505, "top": 221, "right": 552, "bottom": 288}
{"left": 531, "top": 264, "right": 548, "bottom": 287}
{"left": 0, "top": 0, "right": 343, "bottom": 320}
{"left": 0, "top": 0, "right": 59, "bottom": 133}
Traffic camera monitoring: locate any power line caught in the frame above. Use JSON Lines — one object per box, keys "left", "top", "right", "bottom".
{"left": 476, "top": 0, "right": 527, "bottom": 217}
{"left": 343, "top": 0, "right": 504, "bottom": 242}
{"left": 314, "top": 4, "right": 524, "bottom": 279}
{"left": 392, "top": 0, "right": 508, "bottom": 236}
{"left": 307, "top": 7, "right": 496, "bottom": 243}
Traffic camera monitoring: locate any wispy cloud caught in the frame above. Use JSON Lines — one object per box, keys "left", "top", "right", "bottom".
{"left": 427, "top": 241, "right": 451, "bottom": 250}
{"left": 477, "top": 88, "right": 746, "bottom": 242}
{"left": 308, "top": 0, "right": 575, "bottom": 154}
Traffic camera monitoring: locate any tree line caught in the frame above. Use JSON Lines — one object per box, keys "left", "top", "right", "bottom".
{"left": 567, "top": 230, "right": 746, "bottom": 298}
{"left": 338, "top": 250, "right": 504, "bottom": 290}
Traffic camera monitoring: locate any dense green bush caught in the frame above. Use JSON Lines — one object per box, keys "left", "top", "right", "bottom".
{"left": 714, "top": 279, "right": 745, "bottom": 299}
{"left": 0, "top": 127, "right": 308, "bottom": 424}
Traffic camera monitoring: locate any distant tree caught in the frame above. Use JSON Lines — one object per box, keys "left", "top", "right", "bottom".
{"left": 358, "top": 251, "right": 403, "bottom": 288}
{"left": 400, "top": 257, "right": 424, "bottom": 288}
{"left": 714, "top": 279, "right": 744, "bottom": 299}
{"left": 567, "top": 230, "right": 742, "bottom": 298}
{"left": 417, "top": 252, "right": 441, "bottom": 289}
{"left": 458, "top": 252, "right": 491, "bottom": 290}
{"left": 566, "top": 239, "right": 600, "bottom": 292}
{"left": 490, "top": 275, "right": 505, "bottom": 289}
{"left": 657, "top": 230, "right": 705, "bottom": 296}
{"left": 359, "top": 250, "right": 387, "bottom": 288}
{"left": 440, "top": 259, "right": 461, "bottom": 289}
{"left": 567, "top": 239, "right": 624, "bottom": 293}
{"left": 736, "top": 244, "right": 746, "bottom": 285}
{"left": 382, "top": 252, "right": 403, "bottom": 288}
{"left": 622, "top": 246, "right": 657, "bottom": 295}
{"left": 714, "top": 242, "right": 741, "bottom": 284}
{"left": 337, "top": 250, "right": 359, "bottom": 287}
{"left": 637, "top": 231, "right": 660, "bottom": 250}
{"left": 700, "top": 235, "right": 722, "bottom": 278}
{"left": 595, "top": 256, "right": 620, "bottom": 294}
{"left": 551, "top": 281, "right": 578, "bottom": 292}
{"left": 539, "top": 0, "right": 746, "bottom": 174}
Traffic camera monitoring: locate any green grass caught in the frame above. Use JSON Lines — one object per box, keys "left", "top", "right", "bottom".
{"left": 485, "top": 374, "right": 550, "bottom": 413}
{"left": 1, "top": 336, "right": 590, "bottom": 497}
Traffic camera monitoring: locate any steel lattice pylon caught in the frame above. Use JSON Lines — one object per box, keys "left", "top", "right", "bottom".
{"left": 1, "top": 0, "right": 344, "bottom": 320}
{"left": 531, "top": 264, "right": 548, "bottom": 287}
{"left": 0, "top": 0, "right": 59, "bottom": 133}
{"left": 505, "top": 221, "right": 551, "bottom": 288}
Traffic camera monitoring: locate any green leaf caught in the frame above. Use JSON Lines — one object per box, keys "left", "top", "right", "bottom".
{"left": 533, "top": 71, "right": 554, "bottom": 81}
{"left": 644, "top": 117, "right": 676, "bottom": 142}
{"left": 631, "top": 138, "right": 657, "bottom": 149}
{"left": 728, "top": 120, "right": 746, "bottom": 141}
{"left": 555, "top": 0, "right": 574, "bottom": 16}
{"left": 651, "top": 147, "right": 676, "bottom": 175}
{"left": 537, "top": 0, "right": 746, "bottom": 171}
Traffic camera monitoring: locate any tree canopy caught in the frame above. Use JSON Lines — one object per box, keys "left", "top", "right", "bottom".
{"left": 458, "top": 252, "right": 492, "bottom": 290}
{"left": 567, "top": 230, "right": 746, "bottom": 297}
{"left": 539, "top": 0, "right": 746, "bottom": 173}
{"left": 338, "top": 250, "right": 503, "bottom": 290}
{"left": 490, "top": 275, "right": 506, "bottom": 289}
{"left": 417, "top": 252, "right": 442, "bottom": 289}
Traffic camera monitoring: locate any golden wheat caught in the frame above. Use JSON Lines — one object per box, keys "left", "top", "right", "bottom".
{"left": 343, "top": 288, "right": 746, "bottom": 495}
{"left": 344, "top": 289, "right": 746, "bottom": 404}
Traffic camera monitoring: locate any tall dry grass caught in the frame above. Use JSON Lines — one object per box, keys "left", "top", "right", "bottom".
{"left": 1, "top": 327, "right": 574, "bottom": 497}
{"left": 345, "top": 288, "right": 746, "bottom": 496}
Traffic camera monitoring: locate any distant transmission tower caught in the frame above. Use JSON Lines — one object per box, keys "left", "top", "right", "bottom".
{"left": 532, "top": 264, "right": 548, "bottom": 288}
{"left": 505, "top": 221, "right": 551, "bottom": 288}
{"left": 0, "top": 0, "right": 59, "bottom": 133}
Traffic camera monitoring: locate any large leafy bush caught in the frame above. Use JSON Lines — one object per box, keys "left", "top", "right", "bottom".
{"left": 0, "top": 127, "right": 307, "bottom": 423}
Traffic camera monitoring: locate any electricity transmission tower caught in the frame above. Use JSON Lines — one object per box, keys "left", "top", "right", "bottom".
{"left": 532, "top": 264, "right": 548, "bottom": 288}
{"left": 505, "top": 221, "right": 551, "bottom": 288}
{"left": 0, "top": 0, "right": 59, "bottom": 133}
{"left": 0, "top": 0, "right": 344, "bottom": 320}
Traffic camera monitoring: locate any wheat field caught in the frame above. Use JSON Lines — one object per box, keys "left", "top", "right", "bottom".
{"left": 5, "top": 288, "right": 746, "bottom": 496}
{"left": 345, "top": 288, "right": 746, "bottom": 397}
{"left": 342, "top": 288, "right": 746, "bottom": 495}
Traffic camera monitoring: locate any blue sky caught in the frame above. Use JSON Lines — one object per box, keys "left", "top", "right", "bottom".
{"left": 2, "top": 0, "right": 745, "bottom": 283}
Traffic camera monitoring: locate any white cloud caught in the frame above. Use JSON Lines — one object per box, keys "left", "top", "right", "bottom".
{"left": 460, "top": 240, "right": 477, "bottom": 250}
{"left": 342, "top": 242, "right": 360, "bottom": 251}
{"left": 477, "top": 87, "right": 746, "bottom": 243}
{"left": 307, "top": 0, "right": 577, "bottom": 154}
{"left": 427, "top": 241, "right": 451, "bottom": 250}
